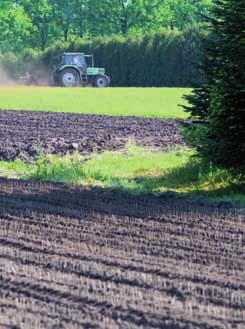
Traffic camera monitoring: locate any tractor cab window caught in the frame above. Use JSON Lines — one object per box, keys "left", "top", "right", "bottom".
{"left": 73, "top": 55, "right": 86, "bottom": 68}
{"left": 61, "top": 55, "right": 66, "bottom": 65}
{"left": 62, "top": 54, "right": 86, "bottom": 67}
{"left": 62, "top": 55, "right": 74, "bottom": 65}
{"left": 66, "top": 55, "right": 74, "bottom": 65}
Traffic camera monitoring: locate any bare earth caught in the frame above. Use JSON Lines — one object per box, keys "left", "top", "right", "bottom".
{"left": 0, "top": 178, "right": 244, "bottom": 329}
{"left": 0, "top": 110, "right": 186, "bottom": 161}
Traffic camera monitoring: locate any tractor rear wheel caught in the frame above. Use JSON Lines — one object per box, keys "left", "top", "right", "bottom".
{"left": 58, "top": 68, "right": 80, "bottom": 87}
{"left": 94, "top": 75, "right": 110, "bottom": 88}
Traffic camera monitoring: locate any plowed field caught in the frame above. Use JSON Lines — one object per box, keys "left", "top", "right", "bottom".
{"left": 0, "top": 178, "right": 244, "bottom": 329}
{"left": 0, "top": 110, "right": 185, "bottom": 161}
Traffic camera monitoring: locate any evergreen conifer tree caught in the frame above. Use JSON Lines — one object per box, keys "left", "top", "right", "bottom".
{"left": 184, "top": 0, "right": 245, "bottom": 173}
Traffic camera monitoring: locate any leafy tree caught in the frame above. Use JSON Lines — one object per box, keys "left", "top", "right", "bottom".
{"left": 0, "top": 3, "right": 31, "bottom": 52}
{"left": 85, "top": 0, "right": 131, "bottom": 36}
{"left": 73, "top": 0, "right": 89, "bottom": 38}
{"left": 51, "top": 0, "right": 88, "bottom": 42}
{"left": 0, "top": 0, "right": 12, "bottom": 10}
{"left": 0, "top": 0, "right": 213, "bottom": 51}
{"left": 20, "top": 0, "right": 53, "bottom": 50}
{"left": 168, "top": 0, "right": 212, "bottom": 30}
{"left": 127, "top": 0, "right": 213, "bottom": 33}
{"left": 184, "top": 0, "right": 245, "bottom": 173}
{"left": 127, "top": 0, "right": 172, "bottom": 33}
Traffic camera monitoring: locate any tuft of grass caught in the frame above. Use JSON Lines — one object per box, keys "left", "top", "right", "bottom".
{"left": 0, "top": 87, "right": 190, "bottom": 119}
{"left": 81, "top": 144, "right": 192, "bottom": 191}
{"left": 0, "top": 159, "right": 27, "bottom": 178}
{"left": 28, "top": 152, "right": 85, "bottom": 183}
{"left": 0, "top": 145, "right": 243, "bottom": 205}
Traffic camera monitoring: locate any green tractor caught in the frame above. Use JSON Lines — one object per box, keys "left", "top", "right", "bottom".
{"left": 53, "top": 53, "right": 110, "bottom": 87}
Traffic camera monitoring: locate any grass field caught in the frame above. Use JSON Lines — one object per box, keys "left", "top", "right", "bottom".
{"left": 0, "top": 87, "right": 190, "bottom": 118}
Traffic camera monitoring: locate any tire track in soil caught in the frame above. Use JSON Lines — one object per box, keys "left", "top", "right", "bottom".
{"left": 0, "top": 178, "right": 244, "bottom": 328}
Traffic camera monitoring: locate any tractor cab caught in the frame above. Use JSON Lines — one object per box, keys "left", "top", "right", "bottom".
{"left": 61, "top": 53, "right": 94, "bottom": 69}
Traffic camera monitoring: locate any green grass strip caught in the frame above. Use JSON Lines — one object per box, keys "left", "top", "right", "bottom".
{"left": 0, "top": 87, "right": 190, "bottom": 118}
{"left": 0, "top": 145, "right": 244, "bottom": 205}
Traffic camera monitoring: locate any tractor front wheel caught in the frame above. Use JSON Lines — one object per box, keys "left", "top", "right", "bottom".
{"left": 58, "top": 69, "right": 80, "bottom": 87}
{"left": 93, "top": 75, "right": 110, "bottom": 88}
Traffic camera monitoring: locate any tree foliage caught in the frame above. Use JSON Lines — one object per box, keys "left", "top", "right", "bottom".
{"left": 0, "top": 0, "right": 212, "bottom": 51}
{"left": 0, "top": 4, "right": 31, "bottom": 52}
{"left": 184, "top": 0, "right": 245, "bottom": 173}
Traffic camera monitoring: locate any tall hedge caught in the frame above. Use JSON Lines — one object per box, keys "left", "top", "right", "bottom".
{"left": 44, "top": 26, "right": 205, "bottom": 87}
{"left": 2, "top": 26, "right": 206, "bottom": 87}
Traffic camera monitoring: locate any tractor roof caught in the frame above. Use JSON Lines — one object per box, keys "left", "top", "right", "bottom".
{"left": 63, "top": 52, "right": 93, "bottom": 57}
{"left": 63, "top": 52, "right": 84, "bottom": 55}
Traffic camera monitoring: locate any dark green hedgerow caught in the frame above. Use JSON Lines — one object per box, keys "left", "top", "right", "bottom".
{"left": 1, "top": 25, "right": 207, "bottom": 87}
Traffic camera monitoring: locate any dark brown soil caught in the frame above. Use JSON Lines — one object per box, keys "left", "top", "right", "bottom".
{"left": 0, "top": 178, "right": 244, "bottom": 329}
{"left": 0, "top": 110, "right": 186, "bottom": 161}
